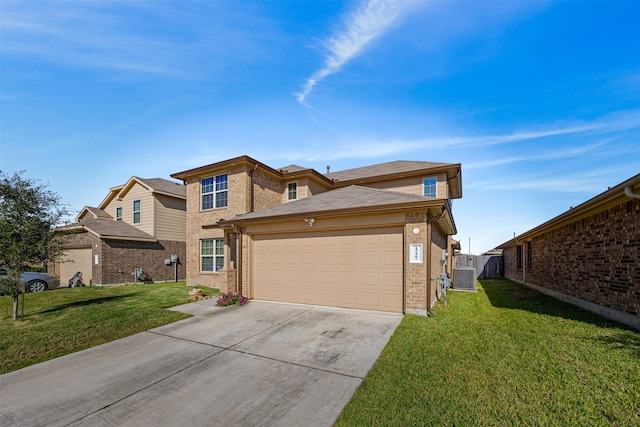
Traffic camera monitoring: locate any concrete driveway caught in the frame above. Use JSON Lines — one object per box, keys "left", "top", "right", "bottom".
{"left": 0, "top": 300, "right": 402, "bottom": 427}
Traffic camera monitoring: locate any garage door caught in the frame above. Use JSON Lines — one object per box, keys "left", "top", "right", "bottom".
{"left": 59, "top": 248, "right": 93, "bottom": 285}
{"left": 253, "top": 227, "right": 403, "bottom": 312}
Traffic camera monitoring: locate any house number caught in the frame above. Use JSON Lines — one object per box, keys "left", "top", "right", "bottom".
{"left": 409, "top": 244, "right": 423, "bottom": 264}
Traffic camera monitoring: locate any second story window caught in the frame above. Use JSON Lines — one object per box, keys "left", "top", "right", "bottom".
{"left": 423, "top": 177, "right": 437, "bottom": 198}
{"left": 133, "top": 200, "right": 141, "bottom": 224}
{"left": 202, "top": 174, "right": 228, "bottom": 210}
{"left": 115, "top": 207, "right": 122, "bottom": 221}
{"left": 287, "top": 182, "right": 298, "bottom": 201}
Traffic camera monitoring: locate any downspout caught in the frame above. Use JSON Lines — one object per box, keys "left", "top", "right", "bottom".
{"left": 248, "top": 164, "right": 258, "bottom": 212}
{"left": 426, "top": 212, "right": 433, "bottom": 315}
{"left": 233, "top": 225, "right": 243, "bottom": 294}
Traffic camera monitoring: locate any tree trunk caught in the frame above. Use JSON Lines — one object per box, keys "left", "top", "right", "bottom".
{"left": 12, "top": 293, "right": 18, "bottom": 321}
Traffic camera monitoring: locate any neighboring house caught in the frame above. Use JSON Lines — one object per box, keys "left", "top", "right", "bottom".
{"left": 52, "top": 177, "right": 186, "bottom": 285}
{"left": 497, "top": 173, "right": 640, "bottom": 331}
{"left": 171, "top": 155, "right": 462, "bottom": 316}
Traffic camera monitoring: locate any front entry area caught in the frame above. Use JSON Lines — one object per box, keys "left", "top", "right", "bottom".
{"left": 252, "top": 227, "right": 404, "bottom": 312}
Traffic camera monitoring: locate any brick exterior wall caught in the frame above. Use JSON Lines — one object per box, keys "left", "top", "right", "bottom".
{"left": 99, "top": 239, "right": 186, "bottom": 285}
{"left": 504, "top": 198, "right": 639, "bottom": 318}
{"left": 183, "top": 164, "right": 285, "bottom": 291}
{"left": 53, "top": 230, "right": 185, "bottom": 285}
{"left": 405, "top": 212, "right": 428, "bottom": 314}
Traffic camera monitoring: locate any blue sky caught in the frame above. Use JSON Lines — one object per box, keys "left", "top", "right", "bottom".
{"left": 1, "top": 0, "right": 638, "bottom": 254}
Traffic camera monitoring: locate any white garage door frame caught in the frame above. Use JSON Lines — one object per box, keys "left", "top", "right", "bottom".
{"left": 250, "top": 227, "right": 404, "bottom": 313}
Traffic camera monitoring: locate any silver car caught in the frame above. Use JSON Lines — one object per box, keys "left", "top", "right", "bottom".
{"left": 0, "top": 267, "right": 61, "bottom": 293}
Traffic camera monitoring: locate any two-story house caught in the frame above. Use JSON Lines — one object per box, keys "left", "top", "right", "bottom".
{"left": 171, "top": 155, "right": 462, "bottom": 316}
{"left": 53, "top": 177, "right": 186, "bottom": 285}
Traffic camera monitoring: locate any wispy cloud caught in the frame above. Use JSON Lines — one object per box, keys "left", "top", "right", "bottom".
{"left": 296, "top": 0, "right": 418, "bottom": 104}
{"left": 467, "top": 162, "right": 637, "bottom": 194}
{"left": 282, "top": 109, "right": 640, "bottom": 161}
{"left": 0, "top": 1, "right": 270, "bottom": 77}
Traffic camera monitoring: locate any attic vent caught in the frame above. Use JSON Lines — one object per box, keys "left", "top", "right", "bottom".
{"left": 453, "top": 267, "right": 476, "bottom": 291}
{"left": 326, "top": 165, "right": 330, "bottom": 173}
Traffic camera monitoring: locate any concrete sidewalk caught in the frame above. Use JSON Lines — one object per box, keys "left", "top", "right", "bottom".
{"left": 0, "top": 300, "right": 402, "bottom": 427}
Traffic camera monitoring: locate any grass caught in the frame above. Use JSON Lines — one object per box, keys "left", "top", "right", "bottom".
{"left": 335, "top": 279, "right": 640, "bottom": 427}
{"left": 0, "top": 282, "right": 218, "bottom": 374}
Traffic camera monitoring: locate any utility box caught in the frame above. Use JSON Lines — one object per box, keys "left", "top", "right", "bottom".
{"left": 453, "top": 267, "right": 477, "bottom": 291}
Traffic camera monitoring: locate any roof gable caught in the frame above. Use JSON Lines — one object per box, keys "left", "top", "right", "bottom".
{"left": 76, "top": 207, "right": 112, "bottom": 222}
{"left": 98, "top": 177, "right": 185, "bottom": 209}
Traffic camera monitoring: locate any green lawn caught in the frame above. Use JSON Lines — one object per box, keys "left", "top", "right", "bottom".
{"left": 336, "top": 279, "right": 640, "bottom": 427}
{"left": 0, "top": 282, "right": 218, "bottom": 374}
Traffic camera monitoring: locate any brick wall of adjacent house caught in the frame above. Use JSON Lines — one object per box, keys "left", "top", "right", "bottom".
{"left": 98, "top": 239, "right": 186, "bottom": 285}
{"left": 52, "top": 231, "right": 185, "bottom": 285}
{"left": 504, "top": 198, "right": 640, "bottom": 317}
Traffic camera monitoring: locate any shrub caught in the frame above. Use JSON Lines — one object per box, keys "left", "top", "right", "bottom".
{"left": 215, "top": 292, "right": 248, "bottom": 307}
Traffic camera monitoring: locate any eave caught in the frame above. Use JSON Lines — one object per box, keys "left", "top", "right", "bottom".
{"left": 211, "top": 198, "right": 448, "bottom": 228}
{"left": 497, "top": 173, "right": 640, "bottom": 248}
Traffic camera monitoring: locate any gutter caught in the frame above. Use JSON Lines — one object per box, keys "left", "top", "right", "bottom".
{"left": 624, "top": 186, "right": 640, "bottom": 199}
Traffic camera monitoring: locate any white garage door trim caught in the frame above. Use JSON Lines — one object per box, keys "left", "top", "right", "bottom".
{"left": 252, "top": 227, "right": 404, "bottom": 312}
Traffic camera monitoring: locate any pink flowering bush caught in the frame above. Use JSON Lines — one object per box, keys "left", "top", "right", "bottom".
{"left": 216, "top": 292, "right": 249, "bottom": 307}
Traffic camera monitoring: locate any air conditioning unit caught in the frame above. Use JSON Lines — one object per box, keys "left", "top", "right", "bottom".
{"left": 453, "top": 267, "right": 476, "bottom": 291}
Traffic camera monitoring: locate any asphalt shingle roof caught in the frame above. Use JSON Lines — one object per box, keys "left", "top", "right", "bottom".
{"left": 77, "top": 219, "right": 156, "bottom": 241}
{"left": 135, "top": 177, "right": 186, "bottom": 198}
{"left": 224, "top": 185, "right": 435, "bottom": 222}
{"left": 326, "top": 160, "right": 452, "bottom": 182}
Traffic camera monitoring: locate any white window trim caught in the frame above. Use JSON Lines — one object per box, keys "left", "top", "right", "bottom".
{"left": 423, "top": 177, "right": 437, "bottom": 198}
{"left": 115, "top": 207, "right": 122, "bottom": 221}
{"left": 132, "top": 200, "right": 141, "bottom": 224}
{"left": 201, "top": 174, "right": 228, "bottom": 210}
{"left": 287, "top": 181, "right": 298, "bottom": 201}
{"left": 201, "top": 238, "right": 224, "bottom": 272}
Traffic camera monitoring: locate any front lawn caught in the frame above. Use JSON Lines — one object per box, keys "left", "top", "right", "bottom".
{"left": 0, "top": 282, "right": 218, "bottom": 374}
{"left": 336, "top": 279, "right": 640, "bottom": 426}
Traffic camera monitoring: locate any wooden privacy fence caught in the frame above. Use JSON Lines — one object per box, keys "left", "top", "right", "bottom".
{"left": 454, "top": 254, "right": 503, "bottom": 279}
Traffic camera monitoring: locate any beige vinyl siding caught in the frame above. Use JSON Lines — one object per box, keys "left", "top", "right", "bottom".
{"left": 154, "top": 194, "right": 186, "bottom": 241}
{"left": 120, "top": 183, "right": 154, "bottom": 236}
{"left": 361, "top": 174, "right": 448, "bottom": 198}
{"left": 100, "top": 198, "right": 123, "bottom": 222}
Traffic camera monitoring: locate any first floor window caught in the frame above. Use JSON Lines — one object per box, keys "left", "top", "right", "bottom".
{"left": 423, "top": 177, "right": 437, "bottom": 198}
{"left": 115, "top": 207, "right": 122, "bottom": 221}
{"left": 287, "top": 182, "right": 298, "bottom": 200}
{"left": 201, "top": 238, "right": 224, "bottom": 272}
{"left": 133, "top": 200, "right": 141, "bottom": 224}
{"left": 516, "top": 245, "right": 523, "bottom": 270}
